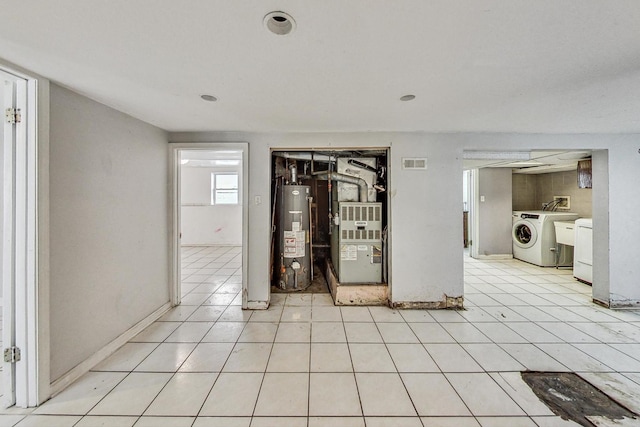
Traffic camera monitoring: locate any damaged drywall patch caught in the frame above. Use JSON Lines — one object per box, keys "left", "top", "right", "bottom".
{"left": 390, "top": 294, "right": 464, "bottom": 310}
{"left": 609, "top": 299, "right": 640, "bottom": 309}
{"left": 445, "top": 295, "right": 464, "bottom": 309}
{"left": 522, "top": 372, "right": 638, "bottom": 427}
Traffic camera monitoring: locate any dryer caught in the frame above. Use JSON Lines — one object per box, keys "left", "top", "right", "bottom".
{"left": 512, "top": 211, "right": 580, "bottom": 267}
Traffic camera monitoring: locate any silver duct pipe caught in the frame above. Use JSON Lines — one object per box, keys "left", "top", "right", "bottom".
{"left": 273, "top": 151, "right": 337, "bottom": 163}
{"left": 303, "top": 171, "right": 368, "bottom": 202}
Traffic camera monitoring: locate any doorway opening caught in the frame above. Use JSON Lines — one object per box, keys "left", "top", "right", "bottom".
{"left": 463, "top": 149, "right": 598, "bottom": 303}
{"left": 269, "top": 149, "right": 389, "bottom": 305}
{"left": 171, "top": 144, "right": 248, "bottom": 310}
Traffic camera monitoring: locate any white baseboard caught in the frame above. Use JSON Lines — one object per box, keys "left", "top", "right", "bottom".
{"left": 49, "top": 302, "right": 172, "bottom": 398}
{"left": 475, "top": 254, "right": 513, "bottom": 260}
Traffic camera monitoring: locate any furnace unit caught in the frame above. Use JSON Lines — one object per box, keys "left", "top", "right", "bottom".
{"left": 331, "top": 202, "right": 383, "bottom": 283}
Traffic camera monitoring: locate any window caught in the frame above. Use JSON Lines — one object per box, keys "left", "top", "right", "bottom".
{"left": 211, "top": 173, "right": 239, "bottom": 205}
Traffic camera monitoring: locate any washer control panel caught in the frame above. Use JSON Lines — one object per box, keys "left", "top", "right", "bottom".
{"left": 521, "top": 213, "right": 540, "bottom": 219}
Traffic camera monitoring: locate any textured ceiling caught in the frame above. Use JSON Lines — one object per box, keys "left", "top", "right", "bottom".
{"left": 1, "top": 1, "right": 639, "bottom": 133}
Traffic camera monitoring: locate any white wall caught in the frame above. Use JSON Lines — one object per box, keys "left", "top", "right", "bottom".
{"left": 603, "top": 146, "right": 640, "bottom": 307}
{"left": 389, "top": 139, "right": 463, "bottom": 303}
{"left": 477, "top": 168, "right": 513, "bottom": 256}
{"left": 180, "top": 166, "right": 242, "bottom": 245}
{"left": 171, "top": 132, "right": 640, "bottom": 309}
{"left": 49, "top": 84, "right": 170, "bottom": 380}
{"left": 592, "top": 150, "right": 609, "bottom": 304}
{"left": 170, "top": 133, "right": 465, "bottom": 307}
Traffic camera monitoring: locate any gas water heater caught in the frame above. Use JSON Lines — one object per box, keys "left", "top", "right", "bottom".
{"left": 277, "top": 185, "right": 311, "bottom": 289}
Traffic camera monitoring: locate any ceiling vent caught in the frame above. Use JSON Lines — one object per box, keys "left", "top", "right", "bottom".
{"left": 264, "top": 11, "right": 296, "bottom": 35}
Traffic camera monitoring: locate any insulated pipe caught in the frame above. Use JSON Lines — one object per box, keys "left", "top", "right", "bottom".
{"left": 308, "top": 196, "right": 314, "bottom": 280}
{"left": 273, "top": 152, "right": 337, "bottom": 163}
{"left": 305, "top": 171, "right": 369, "bottom": 202}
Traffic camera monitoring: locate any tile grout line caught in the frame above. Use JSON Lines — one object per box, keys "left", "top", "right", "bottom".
{"left": 338, "top": 306, "right": 368, "bottom": 424}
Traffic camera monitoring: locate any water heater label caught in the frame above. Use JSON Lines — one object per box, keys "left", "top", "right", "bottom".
{"left": 283, "top": 231, "right": 306, "bottom": 258}
{"left": 341, "top": 245, "right": 357, "bottom": 261}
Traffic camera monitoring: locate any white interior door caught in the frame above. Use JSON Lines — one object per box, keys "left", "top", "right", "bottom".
{"left": 1, "top": 68, "right": 37, "bottom": 408}
{"left": 2, "top": 71, "right": 19, "bottom": 407}
{"left": 468, "top": 169, "right": 480, "bottom": 258}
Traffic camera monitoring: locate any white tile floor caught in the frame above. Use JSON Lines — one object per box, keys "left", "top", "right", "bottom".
{"left": 2, "top": 247, "right": 640, "bottom": 426}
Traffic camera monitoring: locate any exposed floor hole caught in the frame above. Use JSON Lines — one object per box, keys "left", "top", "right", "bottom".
{"left": 522, "top": 372, "right": 639, "bottom": 427}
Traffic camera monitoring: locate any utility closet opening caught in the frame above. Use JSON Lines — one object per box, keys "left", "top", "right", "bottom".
{"left": 270, "top": 149, "right": 389, "bottom": 305}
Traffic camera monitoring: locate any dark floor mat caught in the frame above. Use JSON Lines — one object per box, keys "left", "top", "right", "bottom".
{"left": 522, "top": 372, "right": 638, "bottom": 427}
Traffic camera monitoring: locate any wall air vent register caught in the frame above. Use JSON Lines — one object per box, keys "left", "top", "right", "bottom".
{"left": 402, "top": 157, "right": 427, "bottom": 170}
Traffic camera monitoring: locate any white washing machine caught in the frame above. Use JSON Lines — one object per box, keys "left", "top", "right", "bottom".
{"left": 512, "top": 211, "right": 580, "bottom": 267}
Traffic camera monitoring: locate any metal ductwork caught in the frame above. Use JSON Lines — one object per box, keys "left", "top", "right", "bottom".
{"left": 272, "top": 151, "right": 337, "bottom": 163}
{"left": 304, "top": 172, "right": 369, "bottom": 202}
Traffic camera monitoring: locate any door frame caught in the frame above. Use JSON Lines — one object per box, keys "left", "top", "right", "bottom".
{"left": 468, "top": 168, "right": 480, "bottom": 258}
{"left": 1, "top": 67, "right": 40, "bottom": 408}
{"left": 169, "top": 142, "right": 249, "bottom": 308}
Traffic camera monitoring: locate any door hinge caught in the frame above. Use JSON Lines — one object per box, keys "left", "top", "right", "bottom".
{"left": 4, "top": 346, "right": 21, "bottom": 363}
{"left": 5, "top": 107, "right": 21, "bottom": 124}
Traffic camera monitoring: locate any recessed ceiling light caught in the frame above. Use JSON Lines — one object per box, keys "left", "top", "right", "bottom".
{"left": 264, "top": 11, "right": 296, "bottom": 35}
{"left": 400, "top": 94, "right": 416, "bottom": 101}
{"left": 200, "top": 94, "right": 218, "bottom": 102}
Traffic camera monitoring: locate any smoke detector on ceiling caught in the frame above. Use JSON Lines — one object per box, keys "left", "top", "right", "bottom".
{"left": 264, "top": 11, "right": 296, "bottom": 35}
